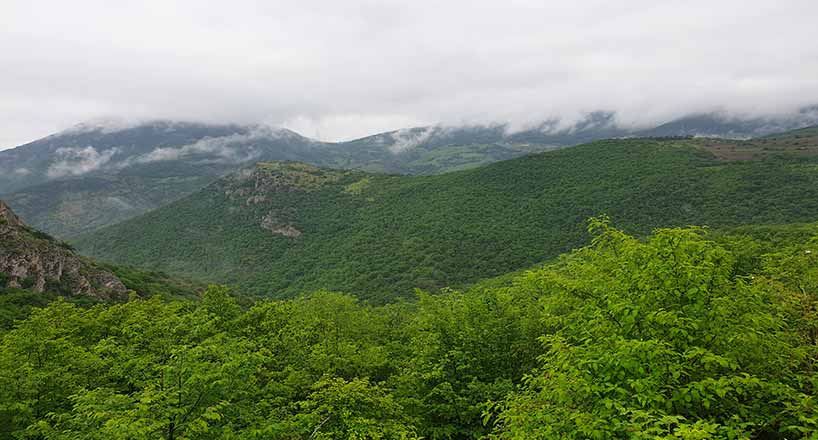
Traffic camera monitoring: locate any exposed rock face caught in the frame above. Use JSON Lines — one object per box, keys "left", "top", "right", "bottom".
{"left": 220, "top": 162, "right": 358, "bottom": 239}
{"left": 260, "top": 214, "right": 302, "bottom": 238}
{"left": 0, "top": 199, "right": 25, "bottom": 230}
{"left": 223, "top": 161, "right": 350, "bottom": 203}
{"left": 0, "top": 199, "right": 127, "bottom": 300}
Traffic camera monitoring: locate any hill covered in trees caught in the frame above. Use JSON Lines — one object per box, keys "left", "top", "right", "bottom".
{"left": 75, "top": 135, "right": 818, "bottom": 301}
{"left": 5, "top": 221, "right": 818, "bottom": 438}
{"left": 5, "top": 113, "right": 818, "bottom": 239}
{"left": 5, "top": 129, "right": 818, "bottom": 438}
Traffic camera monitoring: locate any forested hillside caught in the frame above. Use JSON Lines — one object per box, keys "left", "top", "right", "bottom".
{"left": 5, "top": 115, "right": 818, "bottom": 239}
{"left": 6, "top": 131, "right": 818, "bottom": 439}
{"left": 76, "top": 136, "right": 818, "bottom": 301}
{"left": 5, "top": 1, "right": 818, "bottom": 437}
{"left": 5, "top": 221, "right": 818, "bottom": 438}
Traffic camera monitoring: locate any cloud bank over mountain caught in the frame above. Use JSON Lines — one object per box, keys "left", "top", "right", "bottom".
{"left": 46, "top": 146, "right": 119, "bottom": 178}
{"left": 2, "top": 0, "right": 818, "bottom": 148}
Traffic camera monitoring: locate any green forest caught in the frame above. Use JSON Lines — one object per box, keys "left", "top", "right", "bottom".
{"left": 74, "top": 138, "right": 818, "bottom": 302}
{"left": 4, "top": 219, "right": 818, "bottom": 439}
{"left": 3, "top": 1, "right": 818, "bottom": 437}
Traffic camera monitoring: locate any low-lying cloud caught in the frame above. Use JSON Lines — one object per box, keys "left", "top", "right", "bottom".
{"left": 123, "top": 126, "right": 292, "bottom": 166}
{"left": 2, "top": 0, "right": 818, "bottom": 148}
{"left": 47, "top": 146, "right": 119, "bottom": 178}
{"left": 388, "top": 127, "right": 440, "bottom": 153}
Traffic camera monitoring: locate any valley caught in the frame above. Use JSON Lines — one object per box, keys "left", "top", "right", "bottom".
{"left": 4, "top": 108, "right": 818, "bottom": 239}
{"left": 4, "top": 123, "right": 818, "bottom": 439}
{"left": 4, "top": 3, "right": 818, "bottom": 437}
{"left": 74, "top": 134, "right": 818, "bottom": 301}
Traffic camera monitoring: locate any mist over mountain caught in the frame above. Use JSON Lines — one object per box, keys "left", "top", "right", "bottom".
{"left": 6, "top": 1, "right": 818, "bottom": 438}
{"left": 639, "top": 105, "right": 818, "bottom": 138}
{"left": 0, "top": 121, "right": 316, "bottom": 193}
{"left": 5, "top": 106, "right": 818, "bottom": 188}
{"left": 2, "top": 106, "right": 818, "bottom": 238}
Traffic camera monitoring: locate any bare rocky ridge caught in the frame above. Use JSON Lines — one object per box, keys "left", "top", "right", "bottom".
{"left": 0, "top": 199, "right": 127, "bottom": 300}
{"left": 222, "top": 162, "right": 353, "bottom": 238}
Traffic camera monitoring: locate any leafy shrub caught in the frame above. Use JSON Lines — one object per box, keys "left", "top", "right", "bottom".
{"left": 19, "top": 276, "right": 35, "bottom": 289}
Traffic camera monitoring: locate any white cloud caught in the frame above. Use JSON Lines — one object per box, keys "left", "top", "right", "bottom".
{"left": 389, "top": 126, "right": 440, "bottom": 153}
{"left": 123, "top": 126, "right": 292, "bottom": 166}
{"left": 47, "top": 146, "right": 119, "bottom": 178}
{"left": 1, "top": 0, "right": 817, "bottom": 147}
{"left": 59, "top": 117, "right": 142, "bottom": 135}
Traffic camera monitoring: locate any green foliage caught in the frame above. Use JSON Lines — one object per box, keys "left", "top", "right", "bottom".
{"left": 104, "top": 263, "right": 202, "bottom": 300}
{"left": 491, "top": 218, "right": 817, "bottom": 439}
{"left": 0, "top": 288, "right": 56, "bottom": 330}
{"left": 19, "top": 276, "right": 35, "bottom": 289}
{"left": 394, "top": 288, "right": 543, "bottom": 438}
{"left": 0, "top": 265, "right": 197, "bottom": 331}
{"left": 75, "top": 138, "right": 818, "bottom": 301}
{"left": 343, "top": 177, "right": 372, "bottom": 195}
{"left": 4, "top": 221, "right": 818, "bottom": 438}
{"left": 290, "top": 377, "right": 420, "bottom": 439}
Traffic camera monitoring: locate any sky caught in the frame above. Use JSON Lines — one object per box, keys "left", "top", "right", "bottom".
{"left": 2, "top": 0, "right": 818, "bottom": 149}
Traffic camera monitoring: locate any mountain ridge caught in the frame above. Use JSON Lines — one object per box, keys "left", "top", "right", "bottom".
{"left": 5, "top": 108, "right": 818, "bottom": 238}
{"left": 74, "top": 133, "right": 818, "bottom": 301}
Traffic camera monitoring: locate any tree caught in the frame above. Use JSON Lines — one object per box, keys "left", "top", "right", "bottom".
{"left": 492, "top": 219, "right": 816, "bottom": 439}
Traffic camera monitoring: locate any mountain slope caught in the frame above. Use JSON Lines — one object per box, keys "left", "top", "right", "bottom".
{"left": 4, "top": 174, "right": 215, "bottom": 237}
{"left": 0, "top": 199, "right": 127, "bottom": 300}
{"left": 74, "top": 135, "right": 818, "bottom": 302}
{"left": 0, "top": 122, "right": 332, "bottom": 237}
{"left": 6, "top": 107, "right": 818, "bottom": 238}
{"left": 762, "top": 124, "right": 818, "bottom": 140}
{"left": 0, "top": 121, "right": 316, "bottom": 192}
{"left": 639, "top": 105, "right": 818, "bottom": 138}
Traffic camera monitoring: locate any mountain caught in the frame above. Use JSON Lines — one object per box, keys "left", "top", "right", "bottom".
{"left": 762, "top": 124, "right": 818, "bottom": 140}
{"left": 74, "top": 133, "right": 818, "bottom": 302}
{"left": 0, "top": 116, "right": 611, "bottom": 237}
{"left": 639, "top": 106, "right": 818, "bottom": 138}
{"left": 0, "top": 120, "right": 318, "bottom": 193}
{"left": 0, "top": 199, "right": 127, "bottom": 300}
{"left": 329, "top": 111, "right": 628, "bottom": 173}
{"left": 0, "top": 121, "right": 328, "bottom": 237}
{"left": 5, "top": 108, "right": 818, "bottom": 238}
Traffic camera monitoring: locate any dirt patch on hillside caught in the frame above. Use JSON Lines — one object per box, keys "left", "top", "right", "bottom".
{"left": 699, "top": 135, "right": 818, "bottom": 161}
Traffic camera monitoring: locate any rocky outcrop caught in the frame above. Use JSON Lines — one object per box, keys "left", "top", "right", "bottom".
{"left": 222, "top": 162, "right": 350, "bottom": 203}
{"left": 219, "top": 162, "right": 360, "bottom": 239}
{"left": 0, "top": 199, "right": 25, "bottom": 230}
{"left": 0, "top": 199, "right": 127, "bottom": 300}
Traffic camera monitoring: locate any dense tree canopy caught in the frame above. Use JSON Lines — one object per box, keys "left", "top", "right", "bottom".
{"left": 3, "top": 220, "right": 818, "bottom": 438}
{"left": 75, "top": 138, "right": 818, "bottom": 301}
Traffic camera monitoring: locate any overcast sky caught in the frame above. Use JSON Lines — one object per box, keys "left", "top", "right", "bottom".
{"left": 2, "top": 0, "right": 818, "bottom": 148}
